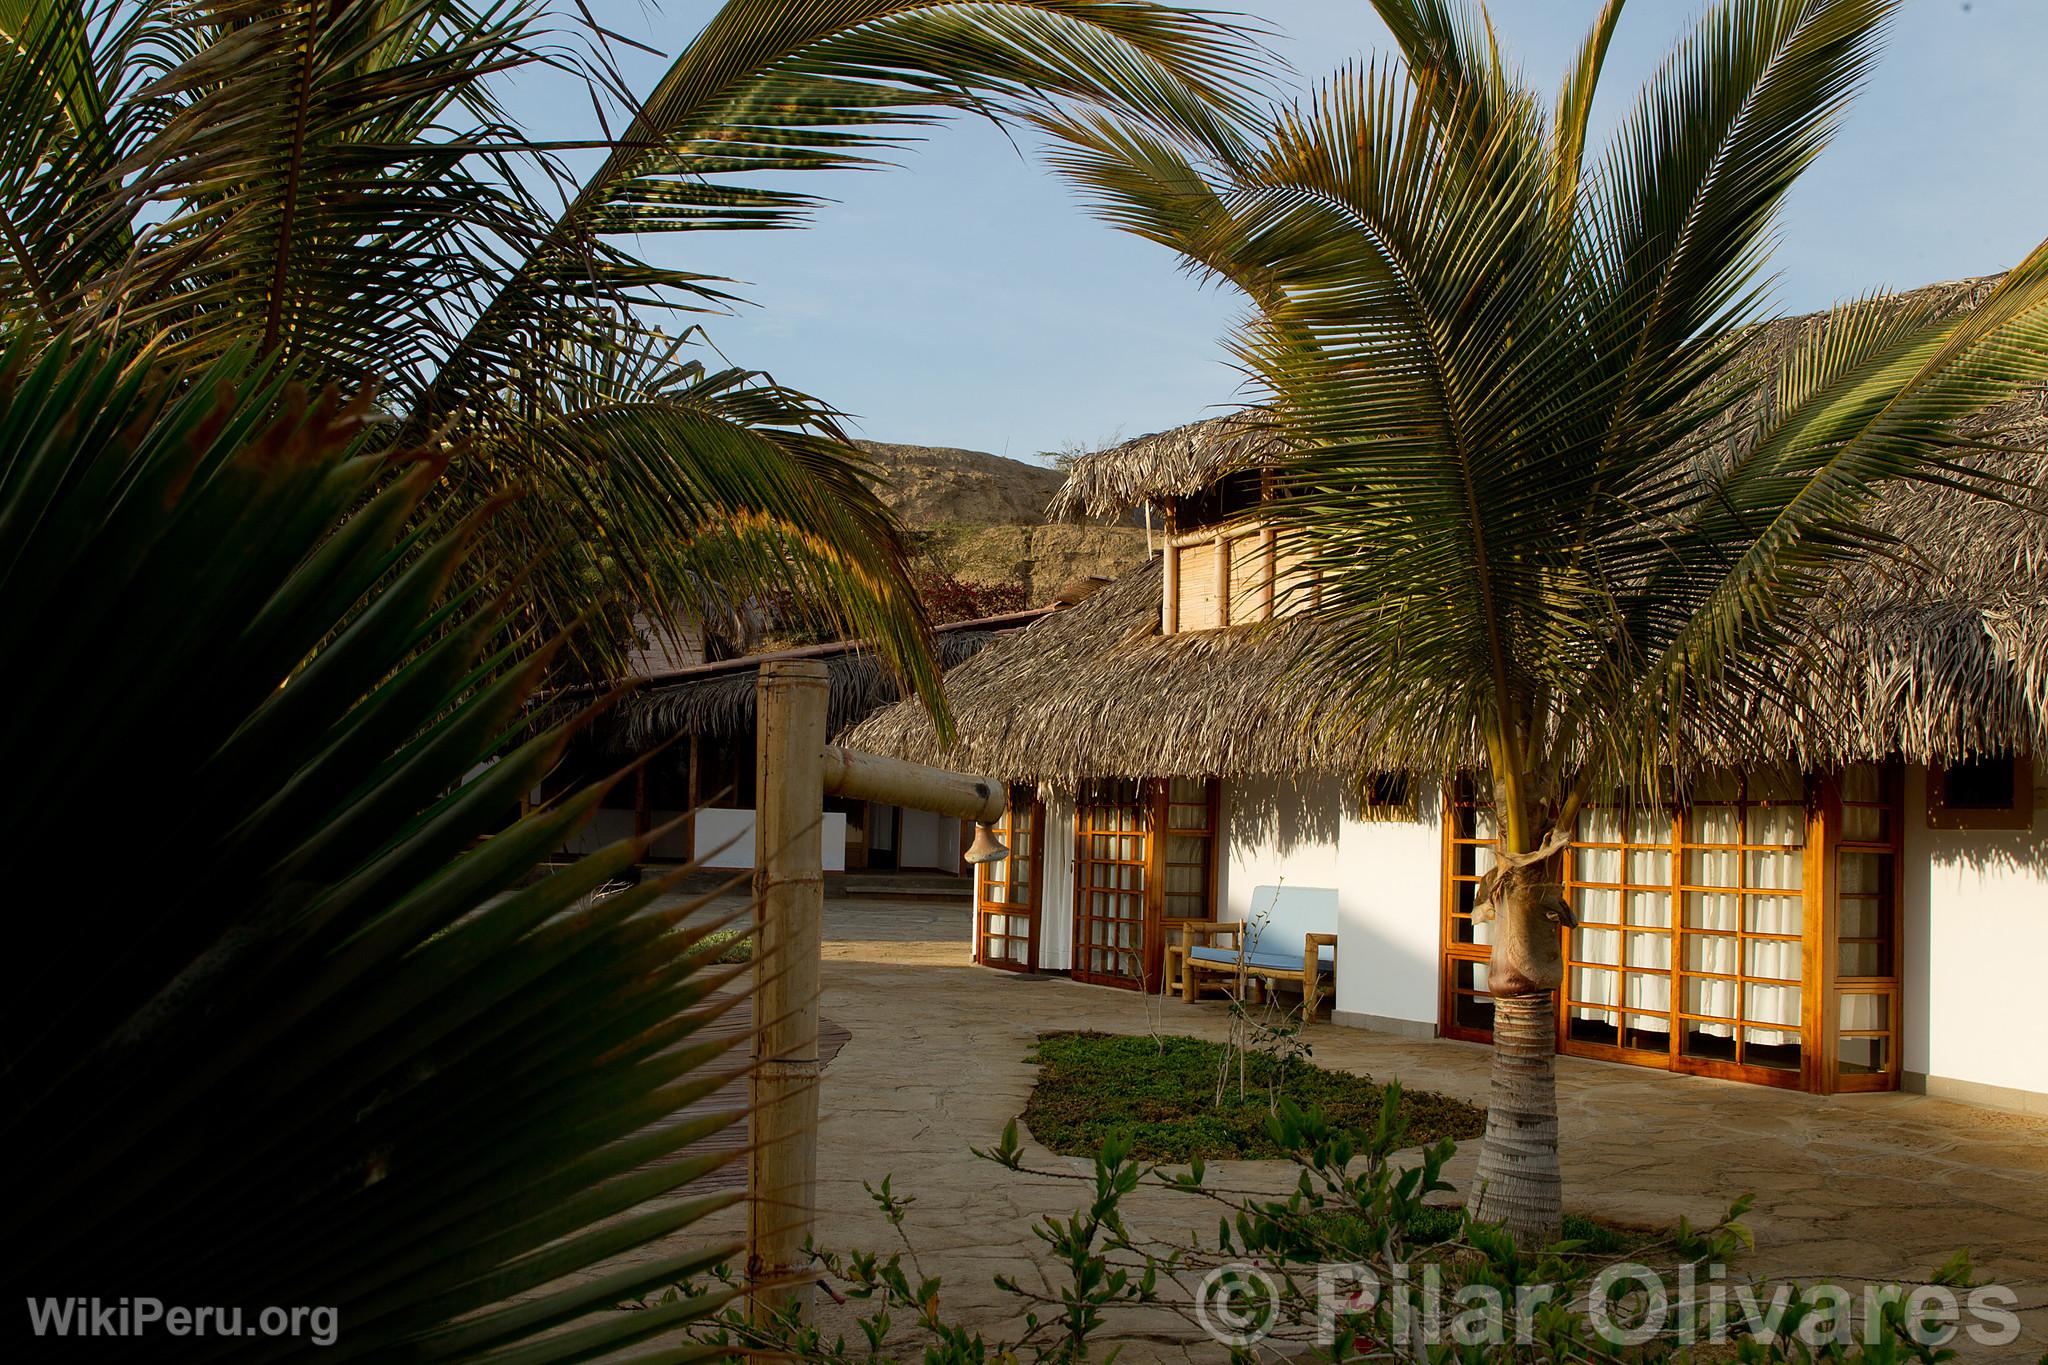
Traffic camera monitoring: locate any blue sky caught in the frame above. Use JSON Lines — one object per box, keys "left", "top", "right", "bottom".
{"left": 565, "top": 1, "right": 2048, "bottom": 463}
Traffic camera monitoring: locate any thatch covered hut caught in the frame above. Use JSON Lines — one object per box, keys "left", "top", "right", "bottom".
{"left": 845, "top": 279, "right": 2048, "bottom": 1113}
{"left": 557, "top": 609, "right": 1051, "bottom": 873}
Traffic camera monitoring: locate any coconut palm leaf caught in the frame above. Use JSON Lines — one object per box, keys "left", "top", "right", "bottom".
{"left": 0, "top": 0, "right": 138, "bottom": 330}
{"left": 1, "top": 338, "right": 757, "bottom": 1361}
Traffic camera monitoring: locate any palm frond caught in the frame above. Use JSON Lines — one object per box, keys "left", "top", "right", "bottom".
{"left": 472, "top": 327, "right": 948, "bottom": 726}
{"left": 1584, "top": 0, "right": 1897, "bottom": 444}
{"left": 90, "top": 0, "right": 563, "bottom": 397}
{"left": 1, "top": 338, "right": 757, "bottom": 1361}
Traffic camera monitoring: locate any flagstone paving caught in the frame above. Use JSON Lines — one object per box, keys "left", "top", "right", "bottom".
{"left": 668, "top": 892, "right": 2048, "bottom": 1361}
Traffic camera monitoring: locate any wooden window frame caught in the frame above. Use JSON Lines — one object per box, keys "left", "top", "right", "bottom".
{"left": 1438, "top": 784, "right": 1497, "bottom": 1043}
{"left": 1819, "top": 764, "right": 1906, "bottom": 1092}
{"left": 1556, "top": 797, "right": 1683, "bottom": 1071}
{"left": 1927, "top": 754, "right": 2035, "bottom": 831}
{"left": 1437, "top": 766, "right": 1905, "bottom": 1095}
{"left": 1161, "top": 520, "right": 1307, "bottom": 635}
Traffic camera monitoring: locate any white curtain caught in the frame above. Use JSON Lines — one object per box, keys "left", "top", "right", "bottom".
{"left": 1680, "top": 799, "right": 1805, "bottom": 1045}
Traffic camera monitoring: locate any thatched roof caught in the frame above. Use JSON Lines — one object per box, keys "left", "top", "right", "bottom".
{"left": 840, "top": 558, "right": 1382, "bottom": 783}
{"left": 849, "top": 280, "right": 2048, "bottom": 780}
{"left": 601, "top": 611, "right": 1045, "bottom": 755}
{"left": 1047, "top": 413, "right": 1282, "bottom": 523}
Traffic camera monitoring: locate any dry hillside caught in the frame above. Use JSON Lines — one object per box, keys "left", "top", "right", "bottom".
{"left": 859, "top": 441, "right": 1148, "bottom": 605}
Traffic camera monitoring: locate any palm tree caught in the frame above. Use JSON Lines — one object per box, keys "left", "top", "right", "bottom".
{"left": 1040, "top": 0, "right": 2048, "bottom": 1245}
{"left": 0, "top": 0, "right": 1259, "bottom": 688}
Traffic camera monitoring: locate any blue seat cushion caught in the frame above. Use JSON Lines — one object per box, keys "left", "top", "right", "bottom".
{"left": 1187, "top": 944, "right": 1332, "bottom": 975}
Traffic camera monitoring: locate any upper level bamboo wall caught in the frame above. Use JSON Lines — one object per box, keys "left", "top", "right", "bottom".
{"left": 1159, "top": 523, "right": 1320, "bottom": 633}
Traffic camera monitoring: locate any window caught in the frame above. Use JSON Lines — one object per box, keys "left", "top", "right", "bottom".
{"left": 1829, "top": 764, "right": 1903, "bottom": 1089}
{"left": 1672, "top": 769, "right": 1808, "bottom": 1079}
{"left": 1927, "top": 754, "right": 2035, "bottom": 831}
{"left": 1361, "top": 773, "right": 1419, "bottom": 821}
{"left": 1161, "top": 521, "right": 1320, "bottom": 634}
{"left": 1564, "top": 798, "right": 1678, "bottom": 1059}
{"left": 1439, "top": 764, "right": 1904, "bottom": 1094}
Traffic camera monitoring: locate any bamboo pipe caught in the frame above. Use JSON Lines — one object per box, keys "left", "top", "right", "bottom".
{"left": 819, "top": 745, "right": 1006, "bottom": 826}
{"left": 747, "top": 660, "right": 828, "bottom": 1323}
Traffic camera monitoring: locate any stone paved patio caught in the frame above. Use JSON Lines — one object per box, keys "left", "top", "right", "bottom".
{"left": 672, "top": 893, "right": 2048, "bottom": 1360}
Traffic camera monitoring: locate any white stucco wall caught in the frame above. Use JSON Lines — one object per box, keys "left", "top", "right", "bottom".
{"left": 558, "top": 808, "right": 638, "bottom": 858}
{"left": 1902, "top": 764, "right": 2048, "bottom": 1103}
{"left": 898, "top": 809, "right": 962, "bottom": 873}
{"left": 687, "top": 808, "right": 847, "bottom": 872}
{"left": 1220, "top": 776, "right": 1444, "bottom": 1031}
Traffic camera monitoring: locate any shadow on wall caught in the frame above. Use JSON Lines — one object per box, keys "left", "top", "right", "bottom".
{"left": 1926, "top": 809, "right": 2048, "bottom": 875}
{"left": 1228, "top": 775, "right": 1355, "bottom": 851}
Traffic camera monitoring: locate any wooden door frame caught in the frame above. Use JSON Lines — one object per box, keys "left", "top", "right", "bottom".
{"left": 976, "top": 787, "right": 1044, "bottom": 972}
{"left": 1070, "top": 779, "right": 1152, "bottom": 989}
{"left": 1070, "top": 777, "right": 1220, "bottom": 990}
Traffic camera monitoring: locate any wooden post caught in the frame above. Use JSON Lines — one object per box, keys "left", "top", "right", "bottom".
{"left": 685, "top": 731, "right": 700, "bottom": 862}
{"left": 748, "top": 660, "right": 828, "bottom": 1322}
{"left": 1214, "top": 530, "right": 1230, "bottom": 628}
{"left": 1162, "top": 536, "right": 1180, "bottom": 635}
{"left": 1259, "top": 525, "right": 1277, "bottom": 621}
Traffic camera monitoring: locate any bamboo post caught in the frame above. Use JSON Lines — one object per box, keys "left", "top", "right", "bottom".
{"left": 748, "top": 660, "right": 828, "bottom": 1322}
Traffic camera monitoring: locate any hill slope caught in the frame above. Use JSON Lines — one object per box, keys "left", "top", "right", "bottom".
{"left": 858, "top": 441, "right": 1147, "bottom": 606}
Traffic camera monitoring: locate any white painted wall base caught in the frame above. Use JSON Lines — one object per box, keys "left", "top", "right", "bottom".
{"left": 1329, "top": 1009, "right": 1437, "bottom": 1040}
{"left": 1903, "top": 1070, "right": 2048, "bottom": 1117}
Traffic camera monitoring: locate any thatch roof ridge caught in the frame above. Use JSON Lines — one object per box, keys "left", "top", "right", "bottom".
{"left": 605, "top": 613, "right": 1044, "bottom": 753}
{"left": 1047, "top": 413, "right": 1282, "bottom": 523}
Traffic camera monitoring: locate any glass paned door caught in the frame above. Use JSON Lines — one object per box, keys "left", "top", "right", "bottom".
{"left": 1828, "top": 763, "right": 1902, "bottom": 1089}
{"left": 1675, "top": 768, "right": 1810, "bottom": 1081}
{"left": 976, "top": 787, "right": 1041, "bottom": 971}
{"left": 1160, "top": 777, "right": 1218, "bottom": 920}
{"left": 1441, "top": 789, "right": 1498, "bottom": 1040}
{"left": 1074, "top": 779, "right": 1152, "bottom": 988}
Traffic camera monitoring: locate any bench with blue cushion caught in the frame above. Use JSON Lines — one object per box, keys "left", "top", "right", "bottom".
{"left": 1173, "top": 885, "right": 1339, "bottom": 1015}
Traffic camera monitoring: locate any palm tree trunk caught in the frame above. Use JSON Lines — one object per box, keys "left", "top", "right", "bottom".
{"left": 1468, "top": 868, "right": 1564, "bottom": 1248}
{"left": 1468, "top": 988, "right": 1561, "bottom": 1247}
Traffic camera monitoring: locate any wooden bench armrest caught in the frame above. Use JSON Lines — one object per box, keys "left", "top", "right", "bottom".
{"left": 1304, "top": 933, "right": 1337, "bottom": 950}
{"left": 1165, "top": 919, "right": 1239, "bottom": 942}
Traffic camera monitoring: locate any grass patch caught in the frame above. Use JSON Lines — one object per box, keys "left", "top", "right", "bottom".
{"left": 695, "top": 929, "right": 753, "bottom": 964}
{"left": 1021, "top": 1031, "right": 1484, "bottom": 1163}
